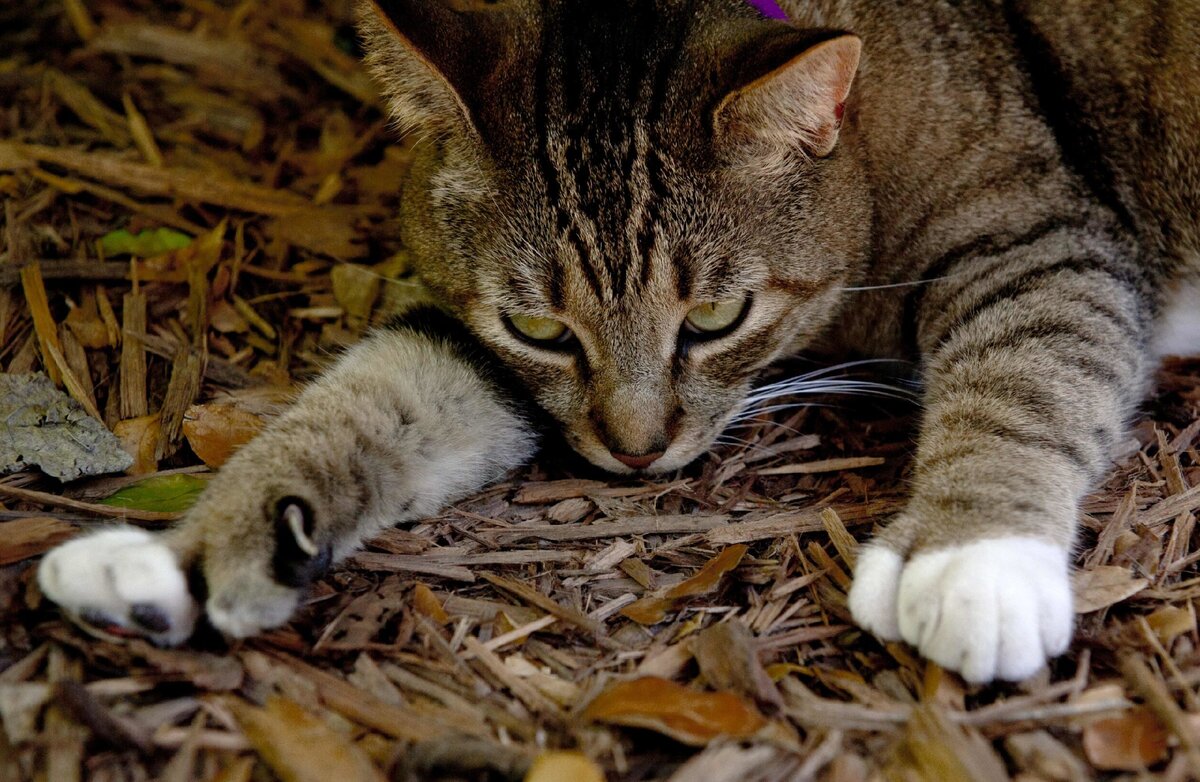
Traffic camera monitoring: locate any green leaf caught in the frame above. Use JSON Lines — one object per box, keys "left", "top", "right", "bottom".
{"left": 99, "top": 474, "right": 208, "bottom": 513}
{"left": 100, "top": 227, "right": 193, "bottom": 258}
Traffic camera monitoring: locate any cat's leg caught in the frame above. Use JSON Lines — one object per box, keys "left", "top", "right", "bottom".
{"left": 848, "top": 219, "right": 1152, "bottom": 682}
{"left": 38, "top": 310, "right": 539, "bottom": 645}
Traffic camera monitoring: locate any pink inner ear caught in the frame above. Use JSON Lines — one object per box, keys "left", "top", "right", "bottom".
{"left": 835, "top": 102, "right": 845, "bottom": 123}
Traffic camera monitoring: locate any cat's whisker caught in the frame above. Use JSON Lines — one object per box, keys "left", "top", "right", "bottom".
{"left": 740, "top": 379, "right": 919, "bottom": 410}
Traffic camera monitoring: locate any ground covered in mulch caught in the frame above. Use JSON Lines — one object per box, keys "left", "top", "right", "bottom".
{"left": 2, "top": 1, "right": 1199, "bottom": 780}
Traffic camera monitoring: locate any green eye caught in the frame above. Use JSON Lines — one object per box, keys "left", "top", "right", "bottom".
{"left": 507, "top": 313, "right": 571, "bottom": 344}
{"left": 684, "top": 298, "right": 749, "bottom": 336}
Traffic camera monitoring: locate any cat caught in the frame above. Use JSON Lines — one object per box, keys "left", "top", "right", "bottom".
{"left": 39, "top": 0, "right": 1199, "bottom": 683}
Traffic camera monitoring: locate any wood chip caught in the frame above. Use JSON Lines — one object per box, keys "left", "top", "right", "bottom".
{"left": 756, "top": 456, "right": 886, "bottom": 476}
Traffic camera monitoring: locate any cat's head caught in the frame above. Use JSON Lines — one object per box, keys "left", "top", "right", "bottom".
{"left": 359, "top": 0, "right": 871, "bottom": 473}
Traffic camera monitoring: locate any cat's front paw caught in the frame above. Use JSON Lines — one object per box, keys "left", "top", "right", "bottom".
{"left": 37, "top": 527, "right": 199, "bottom": 646}
{"left": 849, "top": 538, "right": 1073, "bottom": 683}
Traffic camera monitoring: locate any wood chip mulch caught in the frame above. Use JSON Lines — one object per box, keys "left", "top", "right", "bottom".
{"left": 2, "top": 1, "right": 1199, "bottom": 780}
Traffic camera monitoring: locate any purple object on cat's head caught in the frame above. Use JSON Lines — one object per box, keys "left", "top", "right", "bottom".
{"left": 745, "top": 0, "right": 789, "bottom": 20}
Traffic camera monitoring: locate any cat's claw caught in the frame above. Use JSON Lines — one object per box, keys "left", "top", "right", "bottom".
{"left": 850, "top": 537, "right": 1073, "bottom": 683}
{"left": 37, "top": 527, "right": 199, "bottom": 647}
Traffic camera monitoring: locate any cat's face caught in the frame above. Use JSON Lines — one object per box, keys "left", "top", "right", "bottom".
{"left": 362, "top": 0, "right": 870, "bottom": 473}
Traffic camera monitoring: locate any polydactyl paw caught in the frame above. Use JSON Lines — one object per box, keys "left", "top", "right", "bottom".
{"left": 38, "top": 499, "right": 332, "bottom": 646}
{"left": 848, "top": 537, "right": 1073, "bottom": 683}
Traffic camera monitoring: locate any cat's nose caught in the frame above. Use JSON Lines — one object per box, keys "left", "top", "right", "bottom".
{"left": 610, "top": 450, "right": 665, "bottom": 470}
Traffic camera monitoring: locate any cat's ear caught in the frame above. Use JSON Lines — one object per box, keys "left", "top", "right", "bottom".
{"left": 714, "top": 33, "right": 861, "bottom": 157}
{"left": 357, "top": 0, "right": 507, "bottom": 139}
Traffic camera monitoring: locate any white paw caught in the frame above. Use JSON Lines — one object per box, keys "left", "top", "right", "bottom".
{"left": 38, "top": 527, "right": 198, "bottom": 646}
{"left": 847, "top": 544, "right": 904, "bottom": 640}
{"left": 896, "top": 538, "right": 1073, "bottom": 683}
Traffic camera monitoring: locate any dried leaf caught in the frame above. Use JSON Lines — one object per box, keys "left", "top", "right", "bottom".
{"left": 113, "top": 414, "right": 162, "bottom": 475}
{"left": 621, "top": 545, "right": 748, "bottom": 625}
{"left": 99, "top": 227, "right": 192, "bottom": 257}
{"left": 1146, "top": 605, "right": 1194, "bottom": 645}
{"left": 99, "top": 474, "right": 207, "bottom": 513}
{"left": 1082, "top": 707, "right": 1169, "bottom": 771}
{"left": 411, "top": 584, "right": 450, "bottom": 625}
{"left": 182, "top": 403, "right": 263, "bottom": 468}
{"left": 581, "top": 676, "right": 767, "bottom": 746}
{"left": 64, "top": 294, "right": 111, "bottom": 349}
{"left": 209, "top": 300, "right": 250, "bottom": 334}
{"left": 1072, "top": 566, "right": 1149, "bottom": 613}
{"left": 269, "top": 208, "right": 366, "bottom": 259}
{"left": 229, "top": 696, "right": 385, "bottom": 782}
{"left": 525, "top": 752, "right": 605, "bottom": 782}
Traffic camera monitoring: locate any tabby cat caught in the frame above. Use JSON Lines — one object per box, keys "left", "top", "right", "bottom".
{"left": 40, "top": 0, "right": 1199, "bottom": 683}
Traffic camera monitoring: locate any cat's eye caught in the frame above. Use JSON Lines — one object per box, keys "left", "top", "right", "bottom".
{"left": 506, "top": 313, "right": 573, "bottom": 346}
{"left": 683, "top": 297, "right": 750, "bottom": 339}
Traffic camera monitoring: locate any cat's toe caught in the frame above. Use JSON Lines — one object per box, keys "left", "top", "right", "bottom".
{"left": 848, "top": 543, "right": 904, "bottom": 640}
{"left": 896, "top": 538, "right": 1072, "bottom": 683}
{"left": 37, "top": 527, "right": 198, "bottom": 646}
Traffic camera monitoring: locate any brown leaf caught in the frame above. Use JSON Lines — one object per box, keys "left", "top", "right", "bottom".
{"left": 525, "top": 752, "right": 605, "bottom": 782}
{"left": 114, "top": 414, "right": 162, "bottom": 475}
{"left": 621, "top": 545, "right": 748, "bottom": 625}
{"left": 581, "top": 676, "right": 767, "bottom": 746}
{"left": 209, "top": 300, "right": 249, "bottom": 334}
{"left": 411, "top": 584, "right": 450, "bottom": 625}
{"left": 64, "top": 295, "right": 112, "bottom": 349}
{"left": 1082, "top": 707, "right": 1169, "bottom": 771}
{"left": 182, "top": 403, "right": 264, "bottom": 468}
{"left": 229, "top": 696, "right": 385, "bottom": 782}
{"left": 269, "top": 208, "right": 366, "bottom": 259}
{"left": 1072, "top": 565, "right": 1148, "bottom": 613}
{"left": 1146, "top": 605, "right": 1195, "bottom": 645}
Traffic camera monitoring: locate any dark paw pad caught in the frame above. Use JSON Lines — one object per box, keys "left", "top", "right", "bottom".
{"left": 130, "top": 603, "right": 171, "bottom": 634}
{"left": 78, "top": 608, "right": 138, "bottom": 638}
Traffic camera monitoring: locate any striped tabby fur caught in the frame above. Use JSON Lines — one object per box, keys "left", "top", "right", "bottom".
{"left": 39, "top": 0, "right": 1198, "bottom": 682}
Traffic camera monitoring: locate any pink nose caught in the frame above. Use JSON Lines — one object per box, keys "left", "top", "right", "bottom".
{"left": 611, "top": 450, "right": 665, "bottom": 470}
